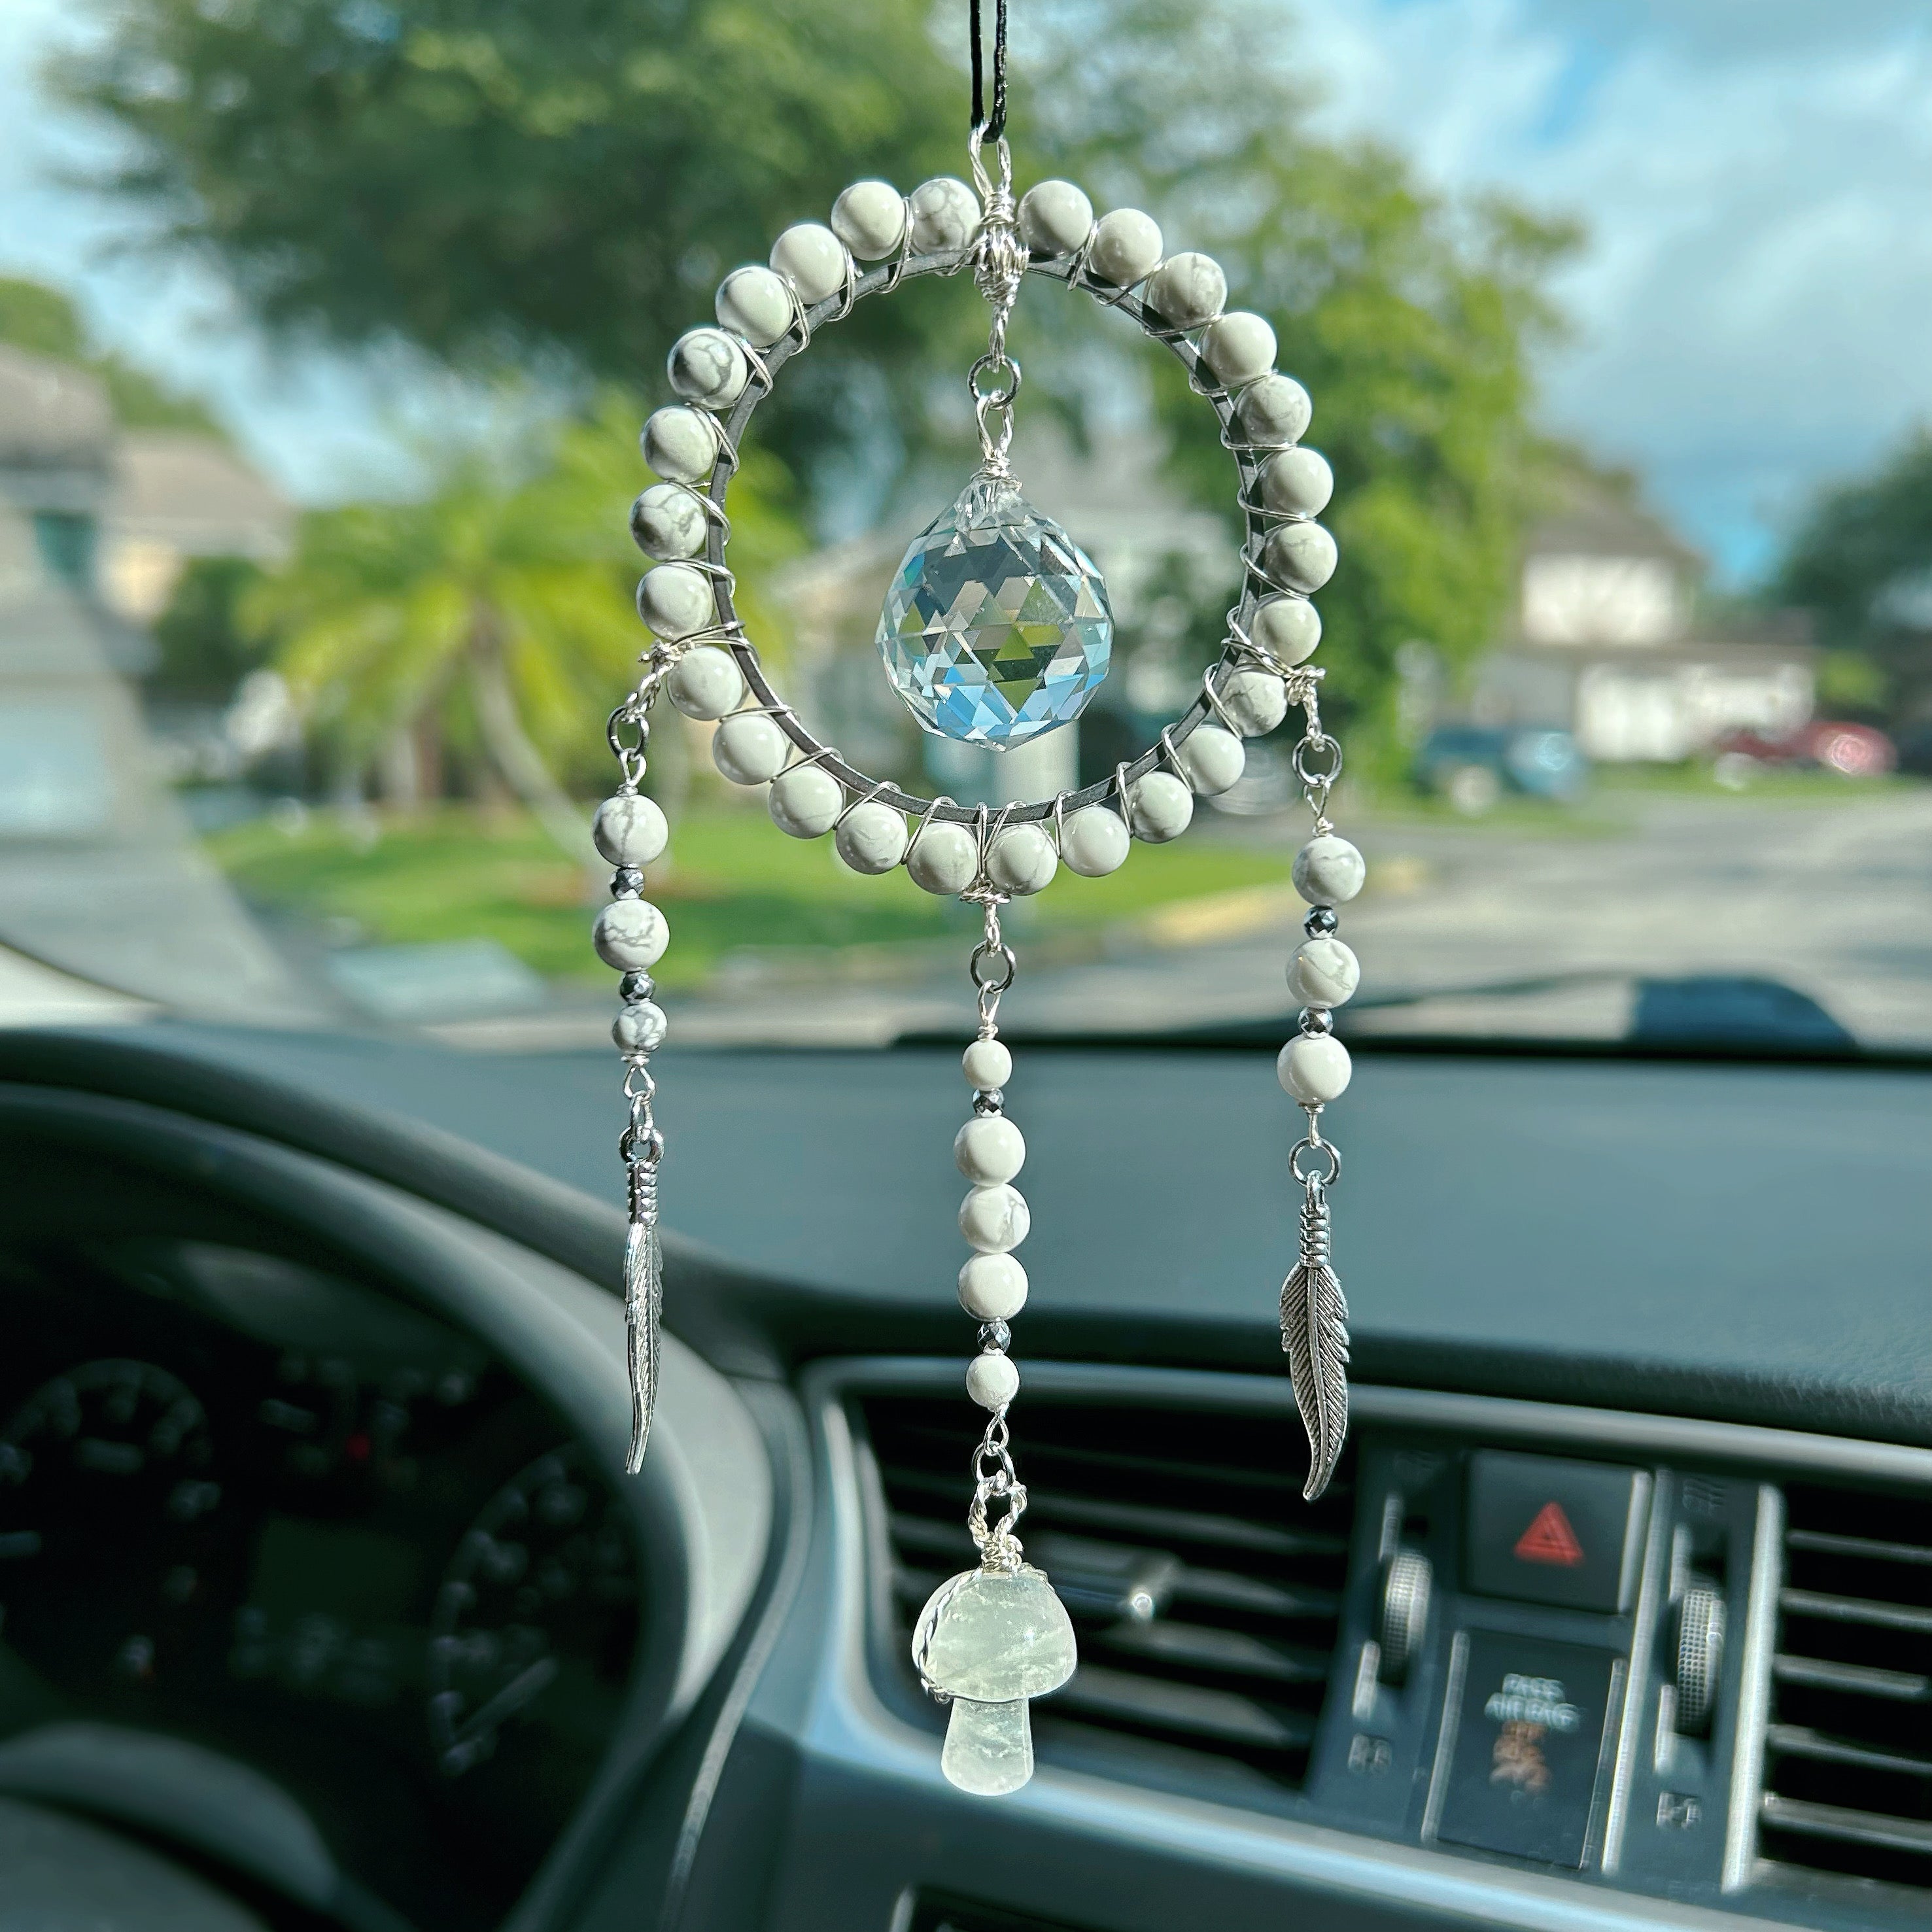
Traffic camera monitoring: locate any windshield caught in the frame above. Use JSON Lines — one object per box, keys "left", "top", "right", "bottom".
{"left": 1, "top": 3, "right": 1926, "bottom": 1054}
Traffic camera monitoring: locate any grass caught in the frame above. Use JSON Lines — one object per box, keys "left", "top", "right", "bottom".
{"left": 208, "top": 802, "right": 1298, "bottom": 990}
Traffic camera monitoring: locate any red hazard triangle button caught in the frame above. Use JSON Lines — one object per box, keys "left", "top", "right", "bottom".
{"left": 1513, "top": 1500, "right": 1586, "bottom": 1568}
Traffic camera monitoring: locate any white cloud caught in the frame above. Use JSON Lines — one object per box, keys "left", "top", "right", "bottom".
{"left": 3, "top": 0, "right": 1930, "bottom": 577}
{"left": 1298, "top": 0, "right": 1932, "bottom": 581}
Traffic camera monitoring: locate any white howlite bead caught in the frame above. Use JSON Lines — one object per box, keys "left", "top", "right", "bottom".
{"left": 967, "top": 1351, "right": 1020, "bottom": 1411}
{"left": 711, "top": 712, "right": 790, "bottom": 786}
{"left": 768, "top": 763, "right": 844, "bottom": 838}
{"left": 1199, "top": 311, "right": 1277, "bottom": 388}
{"left": 988, "top": 823, "right": 1058, "bottom": 896}
{"left": 641, "top": 405, "right": 720, "bottom": 485}
{"left": 962, "top": 1038, "right": 1012, "bottom": 1091}
{"left": 613, "top": 999, "right": 668, "bottom": 1054}
{"left": 1262, "top": 520, "right": 1338, "bottom": 594}
{"left": 1251, "top": 596, "right": 1322, "bottom": 666}
{"left": 1278, "top": 1033, "right": 1353, "bottom": 1104}
{"left": 956, "top": 1114, "right": 1026, "bottom": 1185}
{"left": 1059, "top": 804, "right": 1130, "bottom": 877}
{"left": 1288, "top": 935, "right": 1360, "bottom": 1008}
{"left": 667, "top": 328, "right": 749, "bottom": 409}
{"left": 831, "top": 179, "right": 907, "bottom": 259}
{"left": 959, "top": 1252, "right": 1027, "bottom": 1321}
{"left": 1177, "top": 725, "right": 1246, "bottom": 796}
{"left": 959, "top": 1183, "right": 1029, "bottom": 1254}
{"left": 1127, "top": 770, "right": 1194, "bottom": 842}
{"left": 906, "top": 819, "right": 978, "bottom": 896}
{"left": 1216, "top": 665, "right": 1288, "bottom": 736}
{"left": 1294, "top": 834, "right": 1366, "bottom": 906}
{"left": 770, "top": 222, "right": 848, "bottom": 303}
{"left": 630, "top": 482, "right": 707, "bottom": 561}
{"left": 908, "top": 177, "right": 980, "bottom": 253}
{"left": 593, "top": 794, "right": 669, "bottom": 868}
{"left": 1237, "top": 372, "right": 1313, "bottom": 447}
{"left": 593, "top": 898, "right": 669, "bottom": 971}
{"left": 636, "top": 563, "right": 714, "bottom": 640}
{"left": 1087, "top": 208, "right": 1163, "bottom": 287}
{"left": 1017, "top": 179, "right": 1094, "bottom": 256}
{"left": 1260, "top": 447, "right": 1334, "bottom": 518}
{"left": 716, "top": 264, "right": 795, "bottom": 348}
{"left": 667, "top": 644, "right": 743, "bottom": 720}
{"left": 1145, "top": 251, "right": 1226, "bottom": 331}
{"left": 836, "top": 800, "right": 908, "bottom": 874}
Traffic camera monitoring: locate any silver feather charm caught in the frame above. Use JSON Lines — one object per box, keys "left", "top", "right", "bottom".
{"left": 1279, "top": 1177, "right": 1350, "bottom": 1501}
{"left": 623, "top": 1160, "right": 663, "bottom": 1474}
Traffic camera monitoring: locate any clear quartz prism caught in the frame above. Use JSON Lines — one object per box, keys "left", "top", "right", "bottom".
{"left": 877, "top": 477, "right": 1113, "bottom": 748}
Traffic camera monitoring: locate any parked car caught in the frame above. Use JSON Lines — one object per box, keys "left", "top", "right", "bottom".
{"left": 1415, "top": 724, "right": 1590, "bottom": 811}
{"left": 1713, "top": 719, "right": 1897, "bottom": 778}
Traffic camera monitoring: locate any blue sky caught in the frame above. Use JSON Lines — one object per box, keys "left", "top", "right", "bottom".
{"left": 5, "top": 0, "right": 1931, "bottom": 585}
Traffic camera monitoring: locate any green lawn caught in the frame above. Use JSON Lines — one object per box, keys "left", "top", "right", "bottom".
{"left": 209, "top": 803, "right": 1298, "bottom": 989}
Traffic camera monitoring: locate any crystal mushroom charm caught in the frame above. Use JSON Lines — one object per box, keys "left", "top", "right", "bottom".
{"left": 912, "top": 1563, "right": 1078, "bottom": 1796}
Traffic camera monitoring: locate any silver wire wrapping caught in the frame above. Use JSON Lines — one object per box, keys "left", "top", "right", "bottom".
{"left": 1279, "top": 666, "right": 1353, "bottom": 1501}
{"left": 965, "top": 128, "right": 1026, "bottom": 479}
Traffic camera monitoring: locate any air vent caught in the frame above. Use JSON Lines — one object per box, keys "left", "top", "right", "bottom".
{"left": 1760, "top": 1481, "right": 1932, "bottom": 1894}
{"left": 857, "top": 1391, "right": 1354, "bottom": 1795}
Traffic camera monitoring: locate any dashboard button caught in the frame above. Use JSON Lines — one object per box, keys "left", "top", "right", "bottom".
{"left": 1436, "top": 1630, "right": 1620, "bottom": 1867}
{"left": 1466, "top": 1451, "right": 1649, "bottom": 1613}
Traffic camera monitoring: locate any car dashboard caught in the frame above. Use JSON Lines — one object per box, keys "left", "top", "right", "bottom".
{"left": 0, "top": 1024, "right": 1923, "bottom": 1932}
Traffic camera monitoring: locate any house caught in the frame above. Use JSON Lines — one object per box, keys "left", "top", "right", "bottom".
{"left": 100, "top": 428, "right": 294, "bottom": 623}
{"left": 0, "top": 344, "right": 307, "bottom": 1020}
{"left": 1470, "top": 487, "right": 1814, "bottom": 761}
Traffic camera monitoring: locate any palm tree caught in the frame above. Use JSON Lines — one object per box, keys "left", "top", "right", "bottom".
{"left": 247, "top": 390, "right": 797, "bottom": 860}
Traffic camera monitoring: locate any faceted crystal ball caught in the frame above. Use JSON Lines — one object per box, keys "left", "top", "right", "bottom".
{"left": 878, "top": 479, "right": 1113, "bottom": 748}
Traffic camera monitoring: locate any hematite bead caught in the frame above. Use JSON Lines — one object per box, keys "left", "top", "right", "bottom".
{"left": 610, "top": 867, "right": 644, "bottom": 897}
{"left": 1305, "top": 906, "right": 1339, "bottom": 937}
{"left": 619, "top": 972, "right": 655, "bottom": 1001}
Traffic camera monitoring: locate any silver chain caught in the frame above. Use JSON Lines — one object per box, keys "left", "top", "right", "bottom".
{"left": 966, "top": 129, "right": 1026, "bottom": 479}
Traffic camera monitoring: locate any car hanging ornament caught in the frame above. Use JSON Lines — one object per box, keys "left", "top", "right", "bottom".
{"left": 595, "top": 0, "right": 1360, "bottom": 1789}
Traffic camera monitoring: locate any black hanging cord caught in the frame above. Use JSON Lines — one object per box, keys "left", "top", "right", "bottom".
{"left": 969, "top": 0, "right": 1009, "bottom": 141}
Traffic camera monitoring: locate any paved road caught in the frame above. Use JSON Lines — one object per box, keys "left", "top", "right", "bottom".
{"left": 447, "top": 782, "right": 1932, "bottom": 1052}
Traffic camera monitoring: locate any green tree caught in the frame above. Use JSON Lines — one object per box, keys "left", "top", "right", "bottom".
{"left": 0, "top": 276, "right": 226, "bottom": 432}
{"left": 152, "top": 555, "right": 269, "bottom": 698}
{"left": 1022, "top": 0, "right": 1578, "bottom": 763}
{"left": 245, "top": 392, "right": 799, "bottom": 855}
{"left": 52, "top": 0, "right": 974, "bottom": 508}
{"left": 1776, "top": 430, "right": 1932, "bottom": 724}
{"left": 61, "top": 0, "right": 1573, "bottom": 742}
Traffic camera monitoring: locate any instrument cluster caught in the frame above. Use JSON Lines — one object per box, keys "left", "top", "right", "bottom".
{"left": 0, "top": 1235, "right": 640, "bottom": 1930}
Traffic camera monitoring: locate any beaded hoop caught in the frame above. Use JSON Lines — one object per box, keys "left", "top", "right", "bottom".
{"left": 632, "top": 189, "right": 1337, "bottom": 839}
{"left": 604, "top": 168, "right": 1361, "bottom": 1600}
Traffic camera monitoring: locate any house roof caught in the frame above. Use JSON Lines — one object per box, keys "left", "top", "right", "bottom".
{"left": 106, "top": 430, "right": 294, "bottom": 562}
{"left": 0, "top": 347, "right": 114, "bottom": 474}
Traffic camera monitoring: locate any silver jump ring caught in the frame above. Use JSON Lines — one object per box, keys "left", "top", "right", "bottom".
{"left": 1290, "top": 1137, "right": 1342, "bottom": 1186}
{"left": 969, "top": 939, "right": 1017, "bottom": 994}
{"left": 1294, "top": 734, "right": 1344, "bottom": 787}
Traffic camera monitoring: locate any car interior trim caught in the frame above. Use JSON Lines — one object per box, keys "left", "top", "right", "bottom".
{"left": 808, "top": 1357, "right": 1862, "bottom": 1932}
{"left": 0, "top": 1082, "right": 774, "bottom": 1932}
{"left": 1602, "top": 1465, "right": 1678, "bottom": 1874}
{"left": 1722, "top": 1486, "right": 1786, "bottom": 1895}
